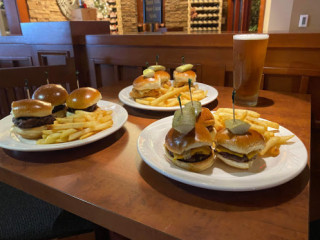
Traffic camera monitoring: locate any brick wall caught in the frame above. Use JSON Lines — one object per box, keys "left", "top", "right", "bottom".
{"left": 165, "top": 0, "right": 188, "bottom": 31}
{"left": 27, "top": 0, "right": 67, "bottom": 22}
{"left": 120, "top": 0, "right": 137, "bottom": 33}
{"left": 26, "top": 0, "right": 189, "bottom": 32}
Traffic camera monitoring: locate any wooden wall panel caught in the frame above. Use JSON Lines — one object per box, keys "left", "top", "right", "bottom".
{"left": 85, "top": 33, "right": 320, "bottom": 125}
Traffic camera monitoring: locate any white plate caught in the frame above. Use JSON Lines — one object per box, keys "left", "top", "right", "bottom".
{"left": 137, "top": 115, "right": 308, "bottom": 191}
{"left": 118, "top": 82, "right": 218, "bottom": 111}
{"left": 0, "top": 100, "right": 128, "bottom": 152}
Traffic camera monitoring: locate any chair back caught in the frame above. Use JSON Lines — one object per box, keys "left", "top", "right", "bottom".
{"left": 0, "top": 59, "right": 77, "bottom": 119}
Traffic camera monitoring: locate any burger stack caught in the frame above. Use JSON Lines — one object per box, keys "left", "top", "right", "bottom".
{"left": 11, "top": 84, "right": 102, "bottom": 140}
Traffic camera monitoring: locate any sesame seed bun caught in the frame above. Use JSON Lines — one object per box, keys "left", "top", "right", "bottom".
{"left": 66, "top": 87, "right": 101, "bottom": 109}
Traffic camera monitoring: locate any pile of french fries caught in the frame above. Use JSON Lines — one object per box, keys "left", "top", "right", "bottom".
{"left": 135, "top": 84, "right": 207, "bottom": 107}
{"left": 213, "top": 108, "right": 294, "bottom": 157}
{"left": 37, "top": 108, "right": 113, "bottom": 144}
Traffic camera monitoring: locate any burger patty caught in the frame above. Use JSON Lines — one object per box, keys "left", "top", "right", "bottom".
{"left": 215, "top": 150, "right": 256, "bottom": 163}
{"left": 13, "top": 115, "right": 55, "bottom": 129}
{"left": 167, "top": 149, "right": 212, "bottom": 163}
{"left": 52, "top": 104, "right": 66, "bottom": 113}
{"left": 67, "top": 103, "right": 98, "bottom": 113}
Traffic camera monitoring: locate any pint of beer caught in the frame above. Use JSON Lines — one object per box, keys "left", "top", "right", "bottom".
{"left": 233, "top": 34, "right": 269, "bottom": 106}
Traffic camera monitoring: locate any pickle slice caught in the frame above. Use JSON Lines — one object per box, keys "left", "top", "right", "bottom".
{"left": 175, "top": 64, "right": 194, "bottom": 73}
{"left": 143, "top": 69, "right": 155, "bottom": 78}
{"left": 225, "top": 119, "right": 251, "bottom": 135}
{"left": 148, "top": 65, "right": 165, "bottom": 71}
{"left": 172, "top": 107, "right": 196, "bottom": 134}
{"left": 184, "top": 101, "right": 202, "bottom": 117}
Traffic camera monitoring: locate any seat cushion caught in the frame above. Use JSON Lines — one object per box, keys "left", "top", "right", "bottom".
{"left": 0, "top": 182, "right": 94, "bottom": 240}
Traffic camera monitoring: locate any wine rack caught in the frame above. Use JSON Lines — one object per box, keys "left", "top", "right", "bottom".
{"left": 107, "top": 0, "right": 123, "bottom": 34}
{"left": 188, "top": 0, "right": 223, "bottom": 32}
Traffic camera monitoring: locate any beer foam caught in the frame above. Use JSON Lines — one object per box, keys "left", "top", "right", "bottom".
{"left": 233, "top": 34, "right": 269, "bottom": 40}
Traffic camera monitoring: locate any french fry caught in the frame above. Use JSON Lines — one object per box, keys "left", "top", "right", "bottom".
{"left": 151, "top": 85, "right": 189, "bottom": 106}
{"left": 37, "top": 109, "right": 113, "bottom": 144}
{"left": 45, "top": 132, "right": 61, "bottom": 144}
{"left": 93, "top": 120, "right": 113, "bottom": 131}
{"left": 260, "top": 135, "right": 294, "bottom": 156}
{"left": 68, "top": 128, "right": 91, "bottom": 141}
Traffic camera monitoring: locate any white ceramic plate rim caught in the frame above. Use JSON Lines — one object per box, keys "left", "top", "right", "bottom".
{"left": 0, "top": 100, "right": 128, "bottom": 152}
{"left": 137, "top": 115, "right": 308, "bottom": 191}
{"left": 118, "top": 82, "right": 218, "bottom": 111}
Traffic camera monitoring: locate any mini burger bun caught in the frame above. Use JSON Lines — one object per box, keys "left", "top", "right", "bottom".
{"left": 216, "top": 153, "right": 253, "bottom": 169}
{"left": 154, "top": 71, "right": 170, "bottom": 84}
{"left": 11, "top": 99, "right": 52, "bottom": 118}
{"left": 32, "top": 84, "right": 68, "bottom": 107}
{"left": 165, "top": 148, "right": 215, "bottom": 172}
{"left": 132, "top": 75, "right": 161, "bottom": 91}
{"left": 215, "top": 128, "right": 265, "bottom": 155}
{"left": 165, "top": 127, "right": 213, "bottom": 155}
{"left": 66, "top": 87, "right": 102, "bottom": 109}
{"left": 12, "top": 125, "right": 47, "bottom": 139}
{"left": 173, "top": 70, "right": 196, "bottom": 87}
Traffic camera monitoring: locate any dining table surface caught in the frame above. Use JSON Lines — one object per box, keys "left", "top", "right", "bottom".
{"left": 0, "top": 82, "right": 311, "bottom": 240}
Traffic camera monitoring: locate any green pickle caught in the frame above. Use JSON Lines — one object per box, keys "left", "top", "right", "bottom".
{"left": 184, "top": 101, "right": 202, "bottom": 117}
{"left": 175, "top": 64, "right": 193, "bottom": 73}
{"left": 148, "top": 65, "right": 165, "bottom": 71}
{"left": 143, "top": 69, "right": 155, "bottom": 78}
{"left": 225, "top": 119, "right": 251, "bottom": 135}
{"left": 172, "top": 107, "right": 196, "bottom": 134}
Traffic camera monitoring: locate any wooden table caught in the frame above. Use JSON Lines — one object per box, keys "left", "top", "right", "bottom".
{"left": 0, "top": 84, "right": 311, "bottom": 240}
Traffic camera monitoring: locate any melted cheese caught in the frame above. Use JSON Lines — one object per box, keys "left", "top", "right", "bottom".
{"left": 215, "top": 145, "right": 257, "bottom": 159}
{"left": 173, "top": 146, "right": 211, "bottom": 160}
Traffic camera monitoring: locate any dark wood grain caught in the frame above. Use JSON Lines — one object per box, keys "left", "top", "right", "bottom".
{"left": 0, "top": 84, "right": 311, "bottom": 240}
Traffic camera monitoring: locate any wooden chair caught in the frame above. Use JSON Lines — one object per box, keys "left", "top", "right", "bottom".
{"left": 0, "top": 58, "right": 77, "bottom": 119}
{"left": 260, "top": 66, "right": 320, "bottom": 94}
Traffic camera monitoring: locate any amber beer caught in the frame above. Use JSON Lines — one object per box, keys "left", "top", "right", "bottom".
{"left": 233, "top": 34, "right": 269, "bottom": 106}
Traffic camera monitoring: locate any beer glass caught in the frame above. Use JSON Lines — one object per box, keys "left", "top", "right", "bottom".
{"left": 233, "top": 34, "right": 269, "bottom": 106}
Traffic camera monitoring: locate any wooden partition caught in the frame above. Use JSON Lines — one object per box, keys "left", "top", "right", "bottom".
{"left": 85, "top": 32, "right": 320, "bottom": 125}
{"left": 0, "top": 21, "right": 110, "bottom": 86}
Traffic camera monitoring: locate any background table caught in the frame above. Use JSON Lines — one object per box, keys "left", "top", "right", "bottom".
{"left": 0, "top": 83, "right": 311, "bottom": 240}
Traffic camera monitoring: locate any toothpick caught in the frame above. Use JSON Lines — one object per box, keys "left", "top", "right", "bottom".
{"left": 25, "top": 79, "right": 30, "bottom": 99}
{"left": 76, "top": 71, "right": 80, "bottom": 89}
{"left": 188, "top": 79, "right": 193, "bottom": 106}
{"left": 45, "top": 71, "right": 49, "bottom": 84}
{"left": 232, "top": 89, "right": 236, "bottom": 123}
{"left": 182, "top": 56, "right": 185, "bottom": 65}
{"left": 156, "top": 55, "right": 159, "bottom": 65}
{"left": 178, "top": 94, "right": 183, "bottom": 115}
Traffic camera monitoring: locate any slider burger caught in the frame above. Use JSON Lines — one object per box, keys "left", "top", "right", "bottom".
{"left": 66, "top": 87, "right": 102, "bottom": 114}
{"left": 173, "top": 64, "right": 197, "bottom": 88}
{"left": 215, "top": 127, "right": 265, "bottom": 169}
{"left": 11, "top": 99, "right": 55, "bottom": 139}
{"left": 129, "top": 69, "right": 161, "bottom": 99}
{"left": 164, "top": 106, "right": 215, "bottom": 172}
{"left": 148, "top": 65, "right": 171, "bottom": 86}
{"left": 32, "top": 84, "right": 68, "bottom": 118}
